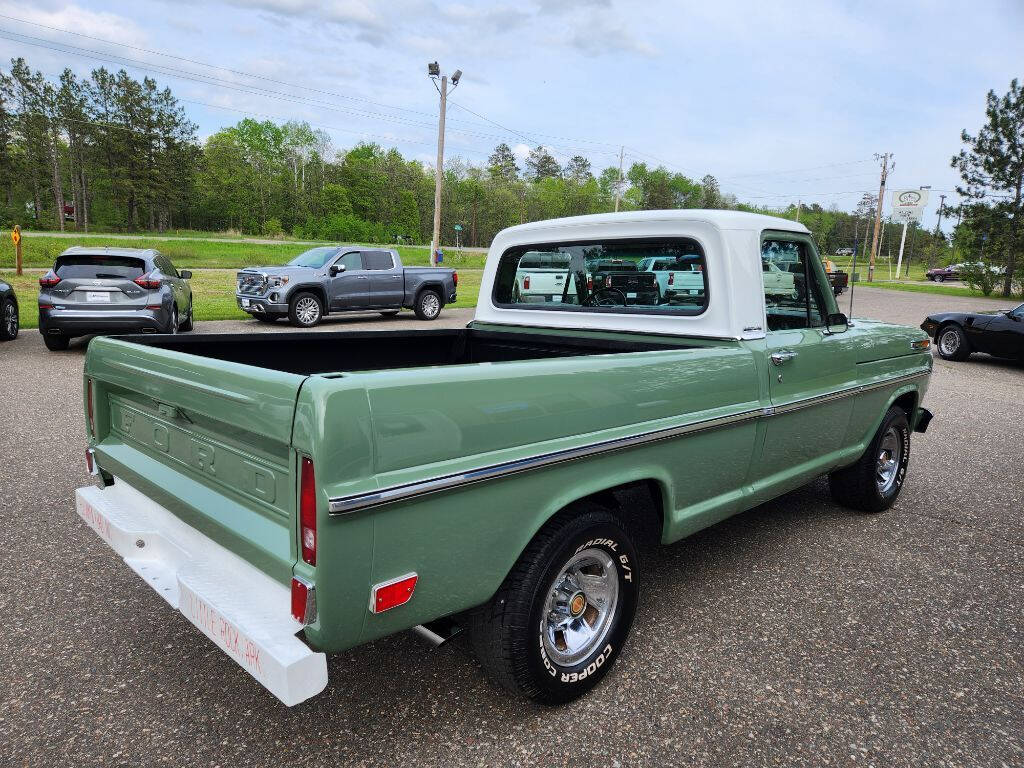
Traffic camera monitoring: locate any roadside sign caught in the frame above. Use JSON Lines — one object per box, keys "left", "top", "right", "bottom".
{"left": 453, "top": 224, "right": 463, "bottom": 231}
{"left": 11, "top": 227, "right": 20, "bottom": 246}
{"left": 891, "top": 189, "right": 929, "bottom": 223}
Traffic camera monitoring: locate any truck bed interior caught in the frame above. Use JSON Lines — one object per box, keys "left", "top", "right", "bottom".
{"left": 117, "top": 327, "right": 684, "bottom": 375}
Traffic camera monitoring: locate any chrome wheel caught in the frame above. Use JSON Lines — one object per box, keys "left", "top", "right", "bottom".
{"left": 939, "top": 328, "right": 959, "bottom": 356}
{"left": 542, "top": 548, "right": 619, "bottom": 666}
{"left": 420, "top": 292, "right": 440, "bottom": 319}
{"left": 169, "top": 307, "right": 178, "bottom": 334}
{"left": 875, "top": 426, "right": 902, "bottom": 494}
{"left": 295, "top": 296, "right": 321, "bottom": 325}
{"left": 4, "top": 302, "right": 17, "bottom": 338}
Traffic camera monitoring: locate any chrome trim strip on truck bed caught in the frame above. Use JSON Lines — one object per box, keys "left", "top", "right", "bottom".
{"left": 328, "top": 370, "right": 929, "bottom": 515}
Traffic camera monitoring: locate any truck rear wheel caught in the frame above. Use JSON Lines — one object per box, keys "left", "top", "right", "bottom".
{"left": 828, "top": 406, "right": 910, "bottom": 513}
{"left": 414, "top": 290, "right": 442, "bottom": 320}
{"left": 468, "top": 504, "right": 639, "bottom": 704}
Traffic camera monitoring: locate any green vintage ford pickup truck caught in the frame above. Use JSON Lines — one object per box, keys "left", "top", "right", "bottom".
{"left": 76, "top": 210, "right": 934, "bottom": 706}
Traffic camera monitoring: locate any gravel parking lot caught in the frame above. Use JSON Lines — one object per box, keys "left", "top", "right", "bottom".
{"left": 1, "top": 287, "right": 1021, "bottom": 767}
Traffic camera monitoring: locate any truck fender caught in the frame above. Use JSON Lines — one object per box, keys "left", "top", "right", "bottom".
{"left": 288, "top": 283, "right": 329, "bottom": 315}
{"left": 521, "top": 466, "right": 673, "bottom": 553}
{"left": 848, "top": 383, "right": 922, "bottom": 459}
{"left": 414, "top": 282, "right": 446, "bottom": 306}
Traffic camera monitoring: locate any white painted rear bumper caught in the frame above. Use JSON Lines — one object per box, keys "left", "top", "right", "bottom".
{"left": 75, "top": 480, "right": 328, "bottom": 706}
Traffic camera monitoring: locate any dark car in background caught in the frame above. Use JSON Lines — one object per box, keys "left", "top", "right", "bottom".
{"left": 38, "top": 247, "right": 193, "bottom": 351}
{"left": 0, "top": 279, "right": 18, "bottom": 341}
{"left": 921, "top": 303, "right": 1024, "bottom": 361}
{"left": 926, "top": 264, "right": 962, "bottom": 282}
{"left": 585, "top": 259, "right": 660, "bottom": 306}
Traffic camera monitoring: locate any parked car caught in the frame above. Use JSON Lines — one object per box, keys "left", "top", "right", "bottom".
{"left": 585, "top": 258, "right": 660, "bottom": 305}
{"left": 511, "top": 250, "right": 572, "bottom": 303}
{"left": 835, "top": 247, "right": 855, "bottom": 257}
{"left": 236, "top": 246, "right": 458, "bottom": 325}
{"left": 38, "top": 247, "right": 193, "bottom": 351}
{"left": 0, "top": 279, "right": 18, "bottom": 341}
{"left": 75, "top": 210, "right": 933, "bottom": 707}
{"left": 925, "top": 262, "right": 1002, "bottom": 282}
{"left": 637, "top": 255, "right": 706, "bottom": 304}
{"left": 920, "top": 303, "right": 1024, "bottom": 361}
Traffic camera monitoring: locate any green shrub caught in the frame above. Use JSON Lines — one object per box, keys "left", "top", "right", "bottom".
{"left": 960, "top": 262, "right": 1000, "bottom": 296}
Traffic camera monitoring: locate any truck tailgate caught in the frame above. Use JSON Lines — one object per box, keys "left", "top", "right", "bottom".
{"left": 84, "top": 336, "right": 307, "bottom": 584}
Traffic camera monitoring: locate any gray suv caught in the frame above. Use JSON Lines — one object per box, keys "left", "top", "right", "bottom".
{"left": 38, "top": 247, "right": 193, "bottom": 350}
{"left": 236, "top": 246, "right": 458, "bottom": 327}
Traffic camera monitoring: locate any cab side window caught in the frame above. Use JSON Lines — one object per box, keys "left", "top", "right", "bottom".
{"left": 363, "top": 251, "right": 395, "bottom": 270}
{"left": 335, "top": 252, "right": 364, "bottom": 271}
{"left": 762, "top": 239, "right": 828, "bottom": 331}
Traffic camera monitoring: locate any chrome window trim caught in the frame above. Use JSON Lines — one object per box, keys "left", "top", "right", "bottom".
{"left": 328, "top": 370, "right": 929, "bottom": 516}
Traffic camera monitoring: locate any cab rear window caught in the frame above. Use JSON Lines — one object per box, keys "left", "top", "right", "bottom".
{"left": 493, "top": 237, "right": 709, "bottom": 316}
{"left": 55, "top": 256, "right": 146, "bottom": 280}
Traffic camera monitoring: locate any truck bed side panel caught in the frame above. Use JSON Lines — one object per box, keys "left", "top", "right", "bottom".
{"left": 296, "top": 345, "right": 760, "bottom": 651}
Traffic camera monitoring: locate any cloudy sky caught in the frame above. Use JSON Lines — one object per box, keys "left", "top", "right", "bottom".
{"left": 1, "top": 0, "right": 1021, "bottom": 226}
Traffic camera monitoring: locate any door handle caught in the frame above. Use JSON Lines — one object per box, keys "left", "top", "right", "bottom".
{"left": 356, "top": 276, "right": 369, "bottom": 280}
{"left": 770, "top": 350, "right": 798, "bottom": 366}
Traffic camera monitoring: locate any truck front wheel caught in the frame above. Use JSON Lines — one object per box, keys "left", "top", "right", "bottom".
{"left": 469, "top": 505, "right": 639, "bottom": 704}
{"left": 828, "top": 405, "right": 911, "bottom": 513}
{"left": 289, "top": 292, "right": 323, "bottom": 327}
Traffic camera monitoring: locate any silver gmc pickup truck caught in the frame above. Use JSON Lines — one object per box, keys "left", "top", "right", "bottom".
{"left": 236, "top": 246, "right": 458, "bottom": 326}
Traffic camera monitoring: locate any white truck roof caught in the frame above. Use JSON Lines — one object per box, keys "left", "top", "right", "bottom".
{"left": 473, "top": 209, "right": 811, "bottom": 340}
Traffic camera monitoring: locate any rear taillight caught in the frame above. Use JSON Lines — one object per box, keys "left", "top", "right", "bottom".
{"left": 668, "top": 272, "right": 675, "bottom": 286}
{"left": 587, "top": 276, "right": 594, "bottom": 292}
{"left": 300, "top": 457, "right": 317, "bottom": 566}
{"left": 523, "top": 275, "right": 530, "bottom": 290}
{"left": 453, "top": 271, "right": 458, "bottom": 287}
{"left": 39, "top": 271, "right": 61, "bottom": 288}
{"left": 87, "top": 378, "right": 95, "bottom": 437}
{"left": 134, "top": 272, "right": 161, "bottom": 290}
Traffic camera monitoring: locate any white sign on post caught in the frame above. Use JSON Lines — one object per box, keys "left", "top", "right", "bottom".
{"left": 891, "top": 189, "right": 930, "bottom": 279}
{"left": 891, "top": 189, "right": 929, "bottom": 222}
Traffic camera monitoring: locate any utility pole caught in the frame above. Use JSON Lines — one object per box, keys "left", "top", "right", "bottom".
{"left": 795, "top": 200, "right": 802, "bottom": 222}
{"left": 868, "top": 152, "right": 893, "bottom": 281}
{"left": 934, "top": 193, "right": 947, "bottom": 237}
{"left": 427, "top": 62, "right": 462, "bottom": 267}
{"left": 613, "top": 146, "right": 625, "bottom": 212}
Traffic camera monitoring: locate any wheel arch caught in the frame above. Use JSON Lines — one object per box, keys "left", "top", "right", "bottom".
{"left": 415, "top": 282, "right": 446, "bottom": 306}
{"left": 289, "top": 284, "right": 329, "bottom": 314}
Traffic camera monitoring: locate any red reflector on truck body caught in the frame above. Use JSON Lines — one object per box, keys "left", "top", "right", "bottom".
{"left": 300, "top": 457, "right": 317, "bottom": 566}
{"left": 370, "top": 573, "right": 418, "bottom": 613}
{"left": 291, "top": 577, "right": 316, "bottom": 624}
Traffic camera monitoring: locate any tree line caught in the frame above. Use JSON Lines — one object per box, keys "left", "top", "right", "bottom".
{"left": 1, "top": 57, "right": 1020, "bottom": 295}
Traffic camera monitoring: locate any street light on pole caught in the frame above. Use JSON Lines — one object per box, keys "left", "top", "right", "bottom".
{"left": 427, "top": 62, "right": 461, "bottom": 267}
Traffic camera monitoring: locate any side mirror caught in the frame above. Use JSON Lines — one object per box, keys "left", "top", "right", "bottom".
{"left": 329, "top": 264, "right": 344, "bottom": 276}
{"left": 179, "top": 270, "right": 192, "bottom": 280}
{"left": 826, "top": 312, "right": 849, "bottom": 334}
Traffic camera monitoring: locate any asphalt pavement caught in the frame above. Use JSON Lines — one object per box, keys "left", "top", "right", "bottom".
{"left": 0, "top": 288, "right": 1021, "bottom": 767}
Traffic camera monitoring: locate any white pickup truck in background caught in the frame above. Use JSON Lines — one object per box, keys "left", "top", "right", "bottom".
{"left": 512, "top": 251, "right": 572, "bottom": 303}
{"left": 637, "top": 255, "right": 705, "bottom": 304}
